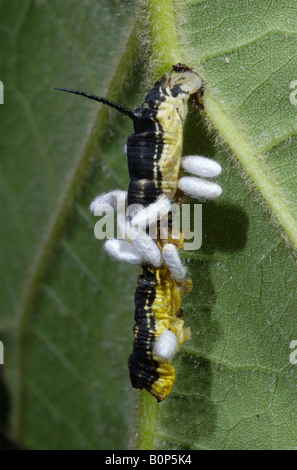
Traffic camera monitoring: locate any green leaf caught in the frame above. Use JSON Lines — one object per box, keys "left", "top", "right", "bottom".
{"left": 1, "top": 0, "right": 139, "bottom": 449}
{"left": 1, "top": 0, "right": 296, "bottom": 450}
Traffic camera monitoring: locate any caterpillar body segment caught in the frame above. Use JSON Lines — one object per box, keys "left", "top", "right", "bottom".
{"left": 127, "top": 70, "right": 203, "bottom": 207}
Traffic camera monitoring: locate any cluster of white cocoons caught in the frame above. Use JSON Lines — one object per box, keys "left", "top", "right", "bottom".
{"left": 179, "top": 156, "right": 222, "bottom": 199}
{"left": 90, "top": 155, "right": 222, "bottom": 279}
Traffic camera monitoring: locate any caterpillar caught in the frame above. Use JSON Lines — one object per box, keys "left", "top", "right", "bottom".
{"left": 56, "top": 64, "right": 222, "bottom": 401}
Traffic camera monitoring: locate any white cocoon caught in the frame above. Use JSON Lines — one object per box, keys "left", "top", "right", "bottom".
{"left": 154, "top": 329, "right": 178, "bottom": 360}
{"left": 182, "top": 155, "right": 222, "bottom": 177}
{"left": 132, "top": 235, "right": 162, "bottom": 267}
{"left": 104, "top": 239, "right": 143, "bottom": 265}
{"left": 130, "top": 195, "right": 172, "bottom": 229}
{"left": 178, "top": 176, "right": 222, "bottom": 200}
{"left": 90, "top": 190, "right": 127, "bottom": 215}
{"left": 162, "top": 244, "right": 186, "bottom": 280}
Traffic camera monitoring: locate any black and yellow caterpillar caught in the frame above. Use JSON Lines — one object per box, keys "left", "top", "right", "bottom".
{"left": 56, "top": 65, "right": 206, "bottom": 402}
{"left": 126, "top": 65, "right": 203, "bottom": 400}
